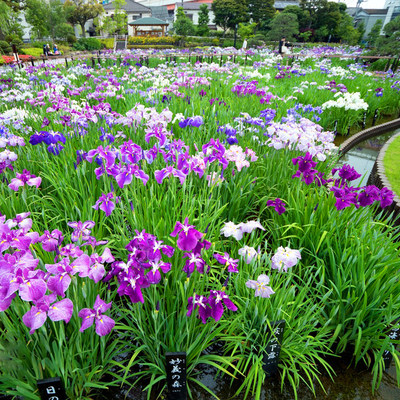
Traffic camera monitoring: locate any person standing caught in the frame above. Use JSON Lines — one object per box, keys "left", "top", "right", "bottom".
{"left": 278, "top": 37, "right": 290, "bottom": 55}
{"left": 43, "top": 43, "right": 48, "bottom": 57}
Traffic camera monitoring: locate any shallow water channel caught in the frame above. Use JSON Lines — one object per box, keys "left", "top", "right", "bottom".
{"left": 337, "top": 130, "right": 400, "bottom": 187}
{"left": 104, "top": 131, "right": 400, "bottom": 400}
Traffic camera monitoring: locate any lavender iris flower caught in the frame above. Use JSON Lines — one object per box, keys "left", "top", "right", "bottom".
{"left": 246, "top": 275, "right": 275, "bottom": 298}
{"left": 67, "top": 220, "right": 95, "bottom": 242}
{"left": 93, "top": 192, "right": 120, "bottom": 217}
{"left": 78, "top": 295, "right": 115, "bottom": 336}
{"left": 23, "top": 294, "right": 73, "bottom": 334}
{"left": 8, "top": 170, "right": 41, "bottom": 191}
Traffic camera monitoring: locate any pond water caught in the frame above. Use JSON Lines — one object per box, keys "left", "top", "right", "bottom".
{"left": 337, "top": 130, "right": 400, "bottom": 187}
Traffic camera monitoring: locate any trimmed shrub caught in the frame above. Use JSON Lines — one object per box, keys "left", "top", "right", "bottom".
{"left": 100, "top": 38, "right": 114, "bottom": 49}
{"left": 73, "top": 38, "right": 102, "bottom": 51}
{"left": 0, "top": 40, "right": 12, "bottom": 55}
{"left": 128, "top": 36, "right": 178, "bottom": 45}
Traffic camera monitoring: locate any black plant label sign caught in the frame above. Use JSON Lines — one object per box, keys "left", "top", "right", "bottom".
{"left": 263, "top": 320, "right": 286, "bottom": 378}
{"left": 383, "top": 319, "right": 400, "bottom": 370}
{"left": 37, "top": 377, "right": 67, "bottom": 400}
{"left": 166, "top": 352, "right": 187, "bottom": 400}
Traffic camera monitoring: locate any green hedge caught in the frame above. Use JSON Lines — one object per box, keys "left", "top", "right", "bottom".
{"left": 127, "top": 44, "right": 175, "bottom": 49}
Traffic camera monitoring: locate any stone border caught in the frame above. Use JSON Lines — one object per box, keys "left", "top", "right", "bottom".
{"left": 339, "top": 118, "right": 400, "bottom": 155}
{"left": 368, "top": 132, "right": 400, "bottom": 225}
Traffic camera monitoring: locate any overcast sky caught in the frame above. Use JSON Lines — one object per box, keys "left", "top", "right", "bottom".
{"left": 339, "top": 0, "right": 387, "bottom": 8}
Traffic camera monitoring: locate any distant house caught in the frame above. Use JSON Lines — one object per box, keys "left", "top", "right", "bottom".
{"left": 135, "top": 0, "right": 300, "bottom": 32}
{"left": 347, "top": 1, "right": 400, "bottom": 38}
{"left": 102, "top": 0, "right": 152, "bottom": 36}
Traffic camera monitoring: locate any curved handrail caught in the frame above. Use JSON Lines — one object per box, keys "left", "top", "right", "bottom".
{"left": 339, "top": 117, "right": 400, "bottom": 156}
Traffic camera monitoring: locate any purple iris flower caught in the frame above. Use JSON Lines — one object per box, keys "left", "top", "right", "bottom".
{"left": 23, "top": 294, "right": 73, "bottom": 334}
{"left": 115, "top": 164, "right": 149, "bottom": 188}
{"left": 208, "top": 290, "right": 237, "bottom": 321}
{"left": 46, "top": 255, "right": 90, "bottom": 297}
{"left": 358, "top": 186, "right": 380, "bottom": 207}
{"left": 78, "top": 295, "right": 115, "bottom": 336}
{"left": 86, "top": 145, "right": 116, "bottom": 167}
{"left": 43, "top": 131, "right": 66, "bottom": 145}
{"left": 47, "top": 143, "right": 64, "bottom": 155}
{"left": 380, "top": 187, "right": 394, "bottom": 208}
{"left": 292, "top": 152, "right": 317, "bottom": 173}
{"left": 183, "top": 252, "right": 208, "bottom": 275}
{"left": 41, "top": 117, "right": 50, "bottom": 127}
{"left": 331, "top": 187, "right": 358, "bottom": 210}
{"left": 179, "top": 116, "right": 203, "bottom": 128}
{"left": 88, "top": 248, "right": 115, "bottom": 283}
{"left": 67, "top": 220, "right": 95, "bottom": 242}
{"left": 332, "top": 164, "right": 361, "bottom": 182}
{"left": 29, "top": 131, "right": 48, "bottom": 145}
{"left": 199, "top": 89, "right": 207, "bottom": 97}
{"left": 155, "top": 166, "right": 187, "bottom": 185}
{"left": 39, "top": 229, "right": 64, "bottom": 252}
{"left": 8, "top": 170, "right": 41, "bottom": 191}
{"left": 170, "top": 218, "right": 204, "bottom": 251}
{"left": 187, "top": 294, "right": 211, "bottom": 324}
{"left": 266, "top": 198, "right": 286, "bottom": 215}
{"left": 213, "top": 253, "right": 239, "bottom": 273}
{"left": 117, "top": 268, "right": 149, "bottom": 303}
{"left": 92, "top": 192, "right": 120, "bottom": 217}
{"left": 144, "top": 260, "right": 171, "bottom": 284}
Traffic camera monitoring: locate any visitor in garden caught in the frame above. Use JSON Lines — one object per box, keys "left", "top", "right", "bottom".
{"left": 42, "top": 44, "right": 48, "bottom": 57}
{"left": 53, "top": 44, "right": 60, "bottom": 55}
{"left": 279, "top": 37, "right": 290, "bottom": 55}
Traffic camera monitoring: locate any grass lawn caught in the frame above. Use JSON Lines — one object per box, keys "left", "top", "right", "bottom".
{"left": 384, "top": 134, "right": 400, "bottom": 197}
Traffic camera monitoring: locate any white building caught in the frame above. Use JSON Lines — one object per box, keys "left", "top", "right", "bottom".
{"left": 101, "top": 0, "right": 152, "bottom": 36}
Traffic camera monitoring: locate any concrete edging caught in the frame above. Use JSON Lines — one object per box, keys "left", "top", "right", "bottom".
{"left": 339, "top": 118, "right": 400, "bottom": 155}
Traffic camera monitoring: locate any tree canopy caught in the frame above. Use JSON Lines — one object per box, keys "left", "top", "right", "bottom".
{"left": 211, "top": 0, "right": 248, "bottom": 36}
{"left": 64, "top": 0, "right": 103, "bottom": 38}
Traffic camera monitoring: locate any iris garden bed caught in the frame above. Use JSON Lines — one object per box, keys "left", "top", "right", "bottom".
{"left": 0, "top": 46, "right": 400, "bottom": 400}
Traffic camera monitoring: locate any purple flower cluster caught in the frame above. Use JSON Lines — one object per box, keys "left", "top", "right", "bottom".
{"left": 292, "top": 153, "right": 395, "bottom": 210}
{"left": 0, "top": 214, "right": 116, "bottom": 336}
{"left": 171, "top": 218, "right": 211, "bottom": 276}
{"left": 178, "top": 116, "right": 204, "bottom": 128}
{"left": 105, "top": 229, "right": 174, "bottom": 302}
{"left": 29, "top": 130, "right": 66, "bottom": 156}
{"left": 187, "top": 290, "right": 237, "bottom": 324}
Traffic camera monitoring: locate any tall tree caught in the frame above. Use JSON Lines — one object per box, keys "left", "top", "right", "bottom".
{"left": 26, "top": 0, "right": 67, "bottom": 40}
{"left": 211, "top": 0, "right": 248, "bottom": 37}
{"left": 0, "top": 1, "right": 23, "bottom": 41}
{"left": 197, "top": 4, "right": 210, "bottom": 37}
{"left": 375, "top": 15, "right": 400, "bottom": 55}
{"left": 173, "top": 7, "right": 195, "bottom": 37}
{"left": 266, "top": 12, "right": 299, "bottom": 41}
{"left": 367, "top": 19, "right": 383, "bottom": 48}
{"left": 64, "top": 0, "right": 103, "bottom": 38}
{"left": 248, "top": 0, "right": 275, "bottom": 31}
{"left": 100, "top": 0, "right": 127, "bottom": 35}
{"left": 282, "top": 5, "right": 311, "bottom": 32}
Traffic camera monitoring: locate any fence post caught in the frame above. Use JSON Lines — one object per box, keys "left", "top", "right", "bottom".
{"left": 372, "top": 108, "right": 379, "bottom": 126}
{"left": 30, "top": 57, "right": 34, "bottom": 67}
{"left": 65, "top": 58, "right": 68, "bottom": 68}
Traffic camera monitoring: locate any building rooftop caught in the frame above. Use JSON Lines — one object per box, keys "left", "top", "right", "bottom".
{"left": 103, "top": 0, "right": 151, "bottom": 13}
{"left": 129, "top": 16, "right": 169, "bottom": 25}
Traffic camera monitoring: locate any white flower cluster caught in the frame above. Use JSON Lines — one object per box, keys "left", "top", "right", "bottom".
{"left": 262, "top": 118, "right": 336, "bottom": 161}
{"left": 321, "top": 92, "right": 368, "bottom": 111}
